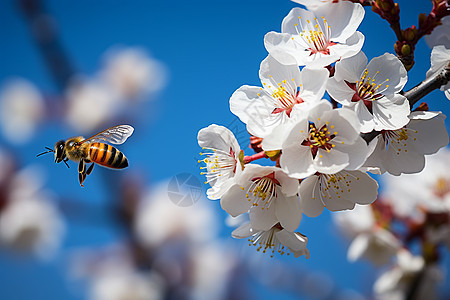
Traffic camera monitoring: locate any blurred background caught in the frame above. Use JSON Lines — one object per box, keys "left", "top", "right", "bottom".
{"left": 0, "top": 0, "right": 449, "bottom": 299}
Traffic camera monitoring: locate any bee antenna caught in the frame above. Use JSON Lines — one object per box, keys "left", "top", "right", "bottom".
{"left": 63, "top": 159, "right": 70, "bottom": 169}
{"left": 36, "top": 147, "right": 55, "bottom": 158}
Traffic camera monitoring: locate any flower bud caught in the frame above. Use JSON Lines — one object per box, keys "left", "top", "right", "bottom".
{"left": 404, "top": 28, "right": 415, "bottom": 41}
{"left": 401, "top": 44, "right": 411, "bottom": 56}
{"left": 265, "top": 150, "right": 281, "bottom": 161}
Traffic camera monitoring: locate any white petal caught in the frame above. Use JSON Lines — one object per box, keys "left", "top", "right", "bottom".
{"left": 408, "top": 112, "right": 449, "bottom": 155}
{"left": 307, "top": 100, "right": 333, "bottom": 124}
{"left": 260, "top": 54, "right": 301, "bottom": 95}
{"left": 275, "top": 193, "right": 302, "bottom": 232}
{"left": 362, "top": 135, "right": 387, "bottom": 174}
{"left": 197, "top": 124, "right": 240, "bottom": 153}
{"left": 231, "top": 222, "right": 253, "bottom": 239}
{"left": 383, "top": 136, "right": 425, "bottom": 176}
{"left": 299, "top": 175, "right": 325, "bottom": 217}
{"left": 336, "top": 170, "right": 378, "bottom": 205}
{"left": 315, "top": 2, "right": 365, "bottom": 42}
{"left": 328, "top": 31, "right": 365, "bottom": 61}
{"left": 325, "top": 107, "right": 361, "bottom": 141}
{"left": 220, "top": 185, "right": 252, "bottom": 217}
{"left": 373, "top": 94, "right": 410, "bottom": 131}
{"left": 249, "top": 204, "right": 278, "bottom": 231}
{"left": 353, "top": 101, "right": 375, "bottom": 133}
{"left": 276, "top": 169, "right": 301, "bottom": 196}
{"left": 366, "top": 53, "right": 407, "bottom": 94}
{"left": 427, "top": 45, "right": 450, "bottom": 76}
{"left": 275, "top": 229, "right": 310, "bottom": 258}
{"left": 334, "top": 50, "right": 368, "bottom": 83}
{"left": 313, "top": 148, "right": 349, "bottom": 174}
{"left": 281, "top": 144, "right": 315, "bottom": 179}
{"left": 281, "top": 7, "right": 316, "bottom": 36}
{"left": 319, "top": 175, "right": 355, "bottom": 212}
{"left": 206, "top": 177, "right": 235, "bottom": 200}
{"left": 347, "top": 233, "right": 370, "bottom": 262}
{"left": 299, "top": 50, "right": 342, "bottom": 69}
{"left": 340, "top": 137, "right": 370, "bottom": 170}
{"left": 326, "top": 77, "right": 355, "bottom": 106}
{"left": 261, "top": 119, "right": 297, "bottom": 151}
{"left": 229, "top": 85, "right": 282, "bottom": 137}
{"left": 299, "top": 67, "right": 329, "bottom": 103}
{"left": 264, "top": 32, "right": 311, "bottom": 67}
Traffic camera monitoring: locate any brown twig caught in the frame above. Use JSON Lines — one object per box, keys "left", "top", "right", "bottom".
{"left": 370, "top": 0, "right": 450, "bottom": 70}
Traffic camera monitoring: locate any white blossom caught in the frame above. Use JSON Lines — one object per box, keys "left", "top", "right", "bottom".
{"left": 90, "top": 270, "right": 164, "bottom": 300}
{"left": 364, "top": 111, "right": 448, "bottom": 176}
{"left": 265, "top": 2, "right": 365, "bottom": 68}
{"left": 264, "top": 101, "right": 369, "bottom": 179}
{"left": 327, "top": 52, "right": 410, "bottom": 132}
{"left": 197, "top": 124, "right": 242, "bottom": 200}
{"left": 0, "top": 79, "right": 44, "bottom": 144}
{"left": 347, "top": 227, "right": 401, "bottom": 266}
{"left": 0, "top": 166, "right": 64, "bottom": 259}
{"left": 221, "top": 164, "right": 301, "bottom": 232}
{"left": 134, "top": 182, "right": 218, "bottom": 248}
{"left": 99, "top": 47, "right": 167, "bottom": 100}
{"left": 65, "top": 78, "right": 120, "bottom": 132}
{"left": 299, "top": 170, "right": 378, "bottom": 216}
{"left": 333, "top": 205, "right": 401, "bottom": 266}
{"left": 230, "top": 55, "right": 328, "bottom": 138}
{"left": 232, "top": 222, "right": 310, "bottom": 258}
{"left": 425, "top": 16, "right": 450, "bottom": 49}
{"left": 426, "top": 45, "right": 450, "bottom": 100}
{"left": 381, "top": 147, "right": 450, "bottom": 222}
{"left": 373, "top": 249, "right": 427, "bottom": 300}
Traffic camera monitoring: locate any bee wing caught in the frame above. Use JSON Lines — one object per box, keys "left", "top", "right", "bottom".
{"left": 80, "top": 125, "right": 134, "bottom": 145}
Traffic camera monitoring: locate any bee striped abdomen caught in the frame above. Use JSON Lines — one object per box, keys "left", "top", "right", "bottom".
{"left": 89, "top": 142, "right": 128, "bottom": 169}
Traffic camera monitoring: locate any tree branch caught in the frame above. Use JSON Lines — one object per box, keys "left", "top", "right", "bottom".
{"left": 18, "top": 0, "right": 76, "bottom": 91}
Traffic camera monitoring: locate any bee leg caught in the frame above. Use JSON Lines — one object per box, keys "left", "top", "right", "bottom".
{"left": 78, "top": 160, "right": 87, "bottom": 187}
{"left": 78, "top": 159, "right": 85, "bottom": 174}
{"left": 86, "top": 163, "right": 95, "bottom": 176}
{"left": 79, "top": 172, "right": 86, "bottom": 187}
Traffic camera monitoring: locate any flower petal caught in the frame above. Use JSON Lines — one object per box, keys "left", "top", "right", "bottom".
{"left": 408, "top": 112, "right": 449, "bottom": 155}
{"left": 275, "top": 193, "right": 302, "bottom": 232}
{"left": 220, "top": 185, "right": 252, "bottom": 217}
{"left": 197, "top": 124, "right": 239, "bottom": 153}
{"left": 314, "top": 1, "right": 365, "bottom": 42}
{"left": 373, "top": 94, "right": 410, "bottom": 131}
{"left": 260, "top": 54, "right": 301, "bottom": 96}
{"left": 334, "top": 50, "right": 368, "bottom": 83}
{"left": 313, "top": 148, "right": 349, "bottom": 174}
{"left": 326, "top": 77, "right": 357, "bottom": 106}
{"left": 249, "top": 204, "right": 278, "bottom": 231}
{"left": 299, "top": 67, "right": 329, "bottom": 103}
{"left": 299, "top": 175, "right": 325, "bottom": 217}
{"left": 366, "top": 53, "right": 407, "bottom": 95}
{"left": 275, "top": 229, "right": 310, "bottom": 258}
{"left": 231, "top": 222, "right": 253, "bottom": 239}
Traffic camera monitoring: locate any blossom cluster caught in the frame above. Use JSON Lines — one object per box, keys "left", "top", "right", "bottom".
{"left": 198, "top": 0, "right": 450, "bottom": 258}
{"left": 335, "top": 148, "right": 450, "bottom": 299}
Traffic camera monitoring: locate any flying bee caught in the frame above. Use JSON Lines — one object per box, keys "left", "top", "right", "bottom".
{"left": 37, "top": 125, "right": 134, "bottom": 187}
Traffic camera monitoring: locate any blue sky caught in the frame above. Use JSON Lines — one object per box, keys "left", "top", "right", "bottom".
{"left": 0, "top": 0, "right": 449, "bottom": 299}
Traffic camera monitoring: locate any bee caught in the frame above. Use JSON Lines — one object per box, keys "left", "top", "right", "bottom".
{"left": 37, "top": 125, "right": 134, "bottom": 187}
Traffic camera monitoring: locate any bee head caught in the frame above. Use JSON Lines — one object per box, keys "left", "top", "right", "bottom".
{"left": 54, "top": 140, "right": 66, "bottom": 163}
